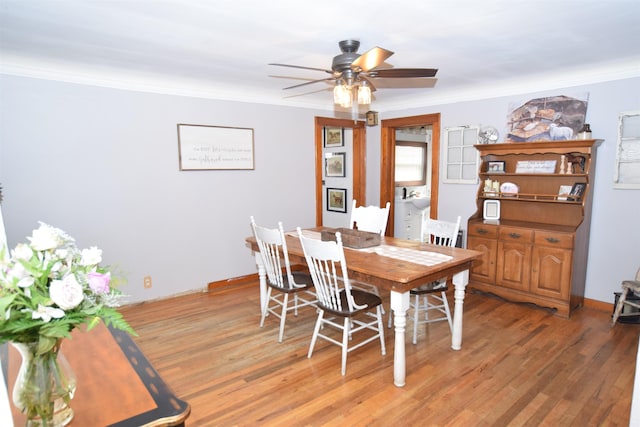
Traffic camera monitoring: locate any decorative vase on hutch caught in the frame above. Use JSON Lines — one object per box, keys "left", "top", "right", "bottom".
{"left": 11, "top": 340, "right": 76, "bottom": 427}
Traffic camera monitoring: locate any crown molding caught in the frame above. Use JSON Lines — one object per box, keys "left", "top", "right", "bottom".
{"left": 2, "top": 55, "right": 638, "bottom": 113}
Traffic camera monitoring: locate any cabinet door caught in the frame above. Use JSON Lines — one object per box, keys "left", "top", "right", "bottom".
{"left": 467, "top": 236, "right": 497, "bottom": 283}
{"left": 531, "top": 246, "right": 572, "bottom": 299}
{"left": 496, "top": 240, "right": 531, "bottom": 291}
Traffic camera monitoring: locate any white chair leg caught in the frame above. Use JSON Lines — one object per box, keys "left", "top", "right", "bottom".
{"left": 341, "top": 317, "right": 350, "bottom": 376}
{"left": 278, "top": 293, "right": 289, "bottom": 343}
{"left": 413, "top": 294, "right": 420, "bottom": 345}
{"left": 293, "top": 294, "right": 299, "bottom": 316}
{"left": 260, "top": 287, "right": 272, "bottom": 328}
{"left": 377, "top": 306, "right": 387, "bottom": 355}
{"left": 308, "top": 311, "right": 324, "bottom": 358}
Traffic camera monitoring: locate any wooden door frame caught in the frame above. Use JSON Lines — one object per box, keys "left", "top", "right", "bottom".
{"left": 380, "top": 113, "right": 441, "bottom": 236}
{"left": 315, "top": 117, "right": 366, "bottom": 227}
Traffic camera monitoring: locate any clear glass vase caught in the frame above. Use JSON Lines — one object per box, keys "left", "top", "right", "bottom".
{"left": 11, "top": 340, "right": 76, "bottom": 427}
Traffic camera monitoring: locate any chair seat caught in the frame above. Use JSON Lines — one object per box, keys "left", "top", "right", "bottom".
{"left": 410, "top": 280, "right": 448, "bottom": 295}
{"left": 267, "top": 271, "right": 314, "bottom": 293}
{"left": 319, "top": 289, "right": 382, "bottom": 318}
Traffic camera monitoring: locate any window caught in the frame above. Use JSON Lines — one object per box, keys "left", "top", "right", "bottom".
{"left": 395, "top": 141, "right": 427, "bottom": 186}
{"left": 614, "top": 111, "right": 640, "bottom": 189}
{"left": 443, "top": 126, "right": 479, "bottom": 184}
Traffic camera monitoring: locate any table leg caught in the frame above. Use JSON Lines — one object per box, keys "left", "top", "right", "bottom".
{"left": 390, "top": 290, "right": 410, "bottom": 387}
{"left": 254, "top": 252, "right": 267, "bottom": 314}
{"left": 451, "top": 269, "right": 469, "bottom": 350}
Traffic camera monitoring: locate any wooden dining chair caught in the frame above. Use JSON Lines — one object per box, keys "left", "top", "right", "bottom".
{"left": 297, "top": 227, "right": 386, "bottom": 375}
{"left": 389, "top": 216, "right": 460, "bottom": 344}
{"left": 250, "top": 217, "right": 316, "bottom": 342}
{"left": 611, "top": 266, "right": 640, "bottom": 326}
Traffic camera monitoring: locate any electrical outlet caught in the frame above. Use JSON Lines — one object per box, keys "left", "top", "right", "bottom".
{"left": 143, "top": 276, "right": 152, "bottom": 289}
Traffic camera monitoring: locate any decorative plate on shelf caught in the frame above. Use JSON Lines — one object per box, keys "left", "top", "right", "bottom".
{"left": 478, "top": 126, "right": 499, "bottom": 144}
{"left": 500, "top": 182, "right": 519, "bottom": 196}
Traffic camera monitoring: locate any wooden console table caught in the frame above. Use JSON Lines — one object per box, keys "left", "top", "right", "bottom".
{"left": 2, "top": 323, "right": 190, "bottom": 426}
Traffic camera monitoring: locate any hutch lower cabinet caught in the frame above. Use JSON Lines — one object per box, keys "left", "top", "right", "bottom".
{"left": 467, "top": 140, "right": 601, "bottom": 318}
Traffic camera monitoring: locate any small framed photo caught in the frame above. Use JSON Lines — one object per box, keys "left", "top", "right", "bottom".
{"left": 568, "top": 182, "right": 586, "bottom": 201}
{"left": 325, "top": 152, "right": 346, "bottom": 177}
{"left": 327, "top": 188, "right": 347, "bottom": 213}
{"left": 557, "top": 185, "right": 573, "bottom": 201}
{"left": 483, "top": 200, "right": 501, "bottom": 221}
{"left": 324, "top": 127, "right": 344, "bottom": 147}
{"left": 487, "top": 161, "right": 506, "bottom": 173}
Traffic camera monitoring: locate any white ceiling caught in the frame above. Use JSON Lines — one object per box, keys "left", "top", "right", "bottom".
{"left": 1, "top": 0, "right": 639, "bottom": 114}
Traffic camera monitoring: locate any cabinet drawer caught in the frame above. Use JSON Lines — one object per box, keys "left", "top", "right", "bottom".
{"left": 534, "top": 231, "right": 573, "bottom": 249}
{"left": 468, "top": 223, "right": 498, "bottom": 238}
{"left": 498, "top": 227, "right": 533, "bottom": 243}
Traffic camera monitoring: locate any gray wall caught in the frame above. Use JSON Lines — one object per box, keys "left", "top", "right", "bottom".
{"left": 0, "top": 75, "right": 322, "bottom": 302}
{"left": 2, "top": 74, "right": 639, "bottom": 306}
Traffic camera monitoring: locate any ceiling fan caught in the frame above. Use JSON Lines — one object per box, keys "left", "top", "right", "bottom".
{"left": 269, "top": 39, "right": 438, "bottom": 107}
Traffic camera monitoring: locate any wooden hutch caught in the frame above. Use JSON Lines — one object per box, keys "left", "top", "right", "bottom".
{"left": 467, "top": 139, "right": 601, "bottom": 317}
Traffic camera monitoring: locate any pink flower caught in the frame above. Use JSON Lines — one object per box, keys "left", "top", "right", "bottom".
{"left": 87, "top": 272, "right": 111, "bottom": 294}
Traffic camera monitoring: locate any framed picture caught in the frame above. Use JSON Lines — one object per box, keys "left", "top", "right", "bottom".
{"left": 326, "top": 188, "right": 347, "bottom": 213}
{"left": 568, "top": 182, "right": 586, "bottom": 201}
{"left": 325, "top": 152, "right": 346, "bottom": 177}
{"left": 177, "top": 124, "right": 254, "bottom": 170}
{"left": 483, "top": 200, "right": 501, "bottom": 221}
{"left": 557, "top": 185, "right": 573, "bottom": 201}
{"left": 505, "top": 93, "right": 589, "bottom": 142}
{"left": 487, "top": 161, "right": 506, "bottom": 173}
{"left": 324, "top": 127, "right": 344, "bottom": 147}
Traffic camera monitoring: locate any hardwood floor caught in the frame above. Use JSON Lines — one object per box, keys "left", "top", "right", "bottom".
{"left": 119, "top": 284, "right": 638, "bottom": 426}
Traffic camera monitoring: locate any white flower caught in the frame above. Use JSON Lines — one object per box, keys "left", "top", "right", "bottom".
{"left": 50, "top": 275, "right": 84, "bottom": 309}
{"left": 16, "top": 276, "right": 35, "bottom": 288}
{"left": 27, "top": 223, "right": 64, "bottom": 251}
{"left": 80, "top": 246, "right": 102, "bottom": 266}
{"left": 12, "top": 243, "right": 33, "bottom": 261}
{"left": 31, "top": 304, "right": 65, "bottom": 323}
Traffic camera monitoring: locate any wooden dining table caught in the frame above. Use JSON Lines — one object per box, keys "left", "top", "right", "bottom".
{"left": 246, "top": 227, "right": 482, "bottom": 387}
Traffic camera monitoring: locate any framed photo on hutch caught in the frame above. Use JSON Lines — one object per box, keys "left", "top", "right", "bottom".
{"left": 483, "top": 199, "right": 500, "bottom": 221}
{"left": 487, "top": 161, "right": 506, "bottom": 173}
{"left": 568, "top": 182, "right": 586, "bottom": 201}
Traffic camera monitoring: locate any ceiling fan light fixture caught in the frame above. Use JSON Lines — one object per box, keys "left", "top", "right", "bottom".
{"left": 357, "top": 82, "right": 371, "bottom": 105}
{"left": 334, "top": 82, "right": 352, "bottom": 108}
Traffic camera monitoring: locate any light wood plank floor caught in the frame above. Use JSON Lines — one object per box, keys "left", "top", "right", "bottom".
{"left": 120, "top": 284, "right": 639, "bottom": 426}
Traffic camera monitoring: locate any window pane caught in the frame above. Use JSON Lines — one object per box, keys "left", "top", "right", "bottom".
{"left": 462, "top": 146, "right": 477, "bottom": 162}
{"left": 463, "top": 128, "right": 477, "bottom": 145}
{"left": 462, "top": 164, "right": 477, "bottom": 180}
{"left": 448, "top": 147, "right": 461, "bottom": 162}
{"left": 447, "top": 164, "right": 461, "bottom": 179}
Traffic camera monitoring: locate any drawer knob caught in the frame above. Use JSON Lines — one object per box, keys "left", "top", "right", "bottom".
{"left": 509, "top": 232, "right": 521, "bottom": 239}
{"left": 545, "top": 237, "right": 560, "bottom": 243}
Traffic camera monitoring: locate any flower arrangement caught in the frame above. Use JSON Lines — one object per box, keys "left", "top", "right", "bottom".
{"left": 0, "top": 222, "right": 136, "bottom": 354}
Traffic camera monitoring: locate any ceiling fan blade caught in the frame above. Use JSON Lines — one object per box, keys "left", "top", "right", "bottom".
{"left": 351, "top": 47, "right": 394, "bottom": 72}
{"left": 283, "top": 77, "right": 337, "bottom": 90}
{"left": 269, "top": 63, "right": 334, "bottom": 75}
{"left": 369, "top": 77, "right": 437, "bottom": 89}
{"left": 369, "top": 68, "right": 438, "bottom": 78}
